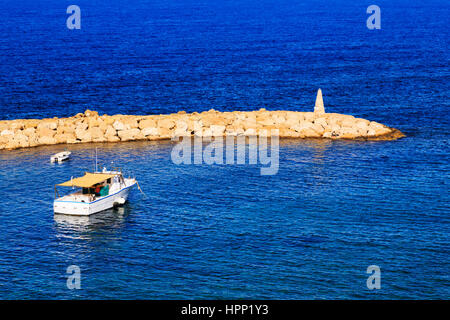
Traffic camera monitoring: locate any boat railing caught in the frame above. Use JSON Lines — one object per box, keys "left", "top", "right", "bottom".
{"left": 110, "top": 165, "right": 135, "bottom": 180}
{"left": 110, "top": 166, "right": 122, "bottom": 173}
{"left": 91, "top": 164, "right": 135, "bottom": 181}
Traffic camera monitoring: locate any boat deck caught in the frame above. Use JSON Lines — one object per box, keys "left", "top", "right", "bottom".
{"left": 57, "top": 191, "right": 95, "bottom": 203}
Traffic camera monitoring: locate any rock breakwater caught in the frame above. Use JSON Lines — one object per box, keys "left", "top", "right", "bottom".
{"left": 0, "top": 90, "right": 404, "bottom": 150}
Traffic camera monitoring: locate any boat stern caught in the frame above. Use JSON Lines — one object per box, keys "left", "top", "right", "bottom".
{"left": 54, "top": 200, "right": 90, "bottom": 216}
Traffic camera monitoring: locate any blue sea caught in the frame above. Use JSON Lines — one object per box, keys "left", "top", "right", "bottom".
{"left": 0, "top": 0, "right": 448, "bottom": 299}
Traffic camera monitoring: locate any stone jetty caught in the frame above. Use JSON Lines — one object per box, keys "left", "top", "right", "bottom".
{"left": 0, "top": 90, "right": 404, "bottom": 150}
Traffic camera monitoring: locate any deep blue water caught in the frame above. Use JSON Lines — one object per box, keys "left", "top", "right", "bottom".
{"left": 0, "top": 0, "right": 449, "bottom": 299}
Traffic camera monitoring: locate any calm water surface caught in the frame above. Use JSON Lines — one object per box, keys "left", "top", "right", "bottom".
{"left": 0, "top": 0, "right": 448, "bottom": 299}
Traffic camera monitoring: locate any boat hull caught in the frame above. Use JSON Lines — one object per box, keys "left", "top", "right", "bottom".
{"left": 50, "top": 152, "right": 71, "bottom": 163}
{"left": 51, "top": 156, "right": 69, "bottom": 163}
{"left": 54, "top": 182, "right": 136, "bottom": 216}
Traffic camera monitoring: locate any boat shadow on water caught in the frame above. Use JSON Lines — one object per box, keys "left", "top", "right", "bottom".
{"left": 53, "top": 205, "right": 129, "bottom": 230}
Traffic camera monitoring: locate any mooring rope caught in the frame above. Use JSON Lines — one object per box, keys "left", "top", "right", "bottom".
{"left": 136, "top": 181, "right": 148, "bottom": 198}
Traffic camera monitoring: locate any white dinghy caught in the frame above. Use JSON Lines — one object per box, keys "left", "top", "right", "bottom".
{"left": 50, "top": 151, "right": 71, "bottom": 163}
{"left": 54, "top": 168, "right": 137, "bottom": 216}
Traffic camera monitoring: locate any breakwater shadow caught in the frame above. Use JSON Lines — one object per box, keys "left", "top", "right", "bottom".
{"left": 0, "top": 139, "right": 175, "bottom": 160}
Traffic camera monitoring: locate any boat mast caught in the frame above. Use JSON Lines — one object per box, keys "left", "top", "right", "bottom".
{"left": 95, "top": 147, "right": 98, "bottom": 172}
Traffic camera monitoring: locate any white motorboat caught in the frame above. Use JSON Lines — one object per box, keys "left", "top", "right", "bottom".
{"left": 51, "top": 151, "right": 71, "bottom": 163}
{"left": 54, "top": 168, "right": 137, "bottom": 216}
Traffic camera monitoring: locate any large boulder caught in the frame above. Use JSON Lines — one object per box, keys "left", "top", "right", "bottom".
{"left": 37, "top": 127, "right": 56, "bottom": 138}
{"left": 285, "top": 115, "right": 303, "bottom": 128}
{"left": 174, "top": 120, "right": 188, "bottom": 133}
{"left": 23, "top": 119, "right": 41, "bottom": 129}
{"left": 201, "top": 114, "right": 227, "bottom": 127}
{"left": 314, "top": 117, "right": 328, "bottom": 128}
{"left": 75, "top": 121, "right": 88, "bottom": 131}
{"left": 139, "top": 118, "right": 157, "bottom": 129}
{"left": 291, "top": 121, "right": 322, "bottom": 137}
{"left": 278, "top": 128, "right": 303, "bottom": 138}
{"left": 337, "top": 127, "right": 360, "bottom": 139}
{"left": 210, "top": 125, "right": 226, "bottom": 136}
{"left": 105, "top": 125, "right": 117, "bottom": 138}
{"left": 156, "top": 127, "right": 172, "bottom": 139}
{"left": 106, "top": 135, "right": 120, "bottom": 142}
{"left": 103, "top": 116, "right": 116, "bottom": 126}
{"left": 22, "top": 127, "right": 36, "bottom": 137}
{"left": 195, "top": 127, "right": 212, "bottom": 138}
{"left": 37, "top": 120, "right": 58, "bottom": 131}
{"left": 12, "top": 133, "right": 29, "bottom": 148}
{"left": 303, "top": 112, "right": 315, "bottom": 122}
{"left": 291, "top": 121, "right": 314, "bottom": 132}
{"left": 142, "top": 127, "right": 159, "bottom": 137}
{"left": 258, "top": 117, "right": 276, "bottom": 126}
{"left": 272, "top": 113, "right": 286, "bottom": 124}
{"left": 244, "top": 128, "right": 257, "bottom": 136}
{"left": 113, "top": 120, "right": 126, "bottom": 131}
{"left": 38, "top": 135, "right": 57, "bottom": 145}
{"left": 88, "top": 117, "right": 103, "bottom": 128}
{"left": 340, "top": 116, "right": 357, "bottom": 128}
{"left": 311, "top": 123, "right": 325, "bottom": 135}
{"left": 75, "top": 127, "right": 92, "bottom": 142}
{"left": 158, "top": 118, "right": 175, "bottom": 130}
{"left": 1, "top": 129, "right": 14, "bottom": 136}
{"left": 117, "top": 128, "right": 142, "bottom": 141}
{"left": 173, "top": 121, "right": 190, "bottom": 136}
{"left": 225, "top": 126, "right": 245, "bottom": 136}
{"left": 89, "top": 126, "right": 104, "bottom": 140}
{"left": 368, "top": 121, "right": 392, "bottom": 136}
{"left": 10, "top": 121, "right": 24, "bottom": 131}
{"left": 55, "top": 133, "right": 76, "bottom": 144}
{"left": 122, "top": 117, "right": 139, "bottom": 129}
{"left": 233, "top": 119, "right": 257, "bottom": 130}
{"left": 84, "top": 109, "right": 99, "bottom": 117}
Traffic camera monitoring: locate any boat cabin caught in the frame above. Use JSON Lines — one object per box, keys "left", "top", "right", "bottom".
{"left": 55, "top": 172, "right": 124, "bottom": 203}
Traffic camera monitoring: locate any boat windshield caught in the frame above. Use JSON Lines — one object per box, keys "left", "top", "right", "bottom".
{"left": 82, "top": 183, "right": 110, "bottom": 197}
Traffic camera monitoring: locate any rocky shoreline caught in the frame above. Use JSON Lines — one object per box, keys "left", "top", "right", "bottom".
{"left": 0, "top": 90, "right": 404, "bottom": 150}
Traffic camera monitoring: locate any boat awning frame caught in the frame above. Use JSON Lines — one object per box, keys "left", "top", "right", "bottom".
{"left": 56, "top": 173, "right": 117, "bottom": 188}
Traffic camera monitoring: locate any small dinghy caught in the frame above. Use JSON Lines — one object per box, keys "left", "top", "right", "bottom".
{"left": 54, "top": 167, "right": 137, "bottom": 216}
{"left": 50, "top": 151, "right": 71, "bottom": 163}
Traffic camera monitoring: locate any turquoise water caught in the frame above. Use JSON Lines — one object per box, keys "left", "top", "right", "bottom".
{"left": 0, "top": 0, "right": 449, "bottom": 299}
